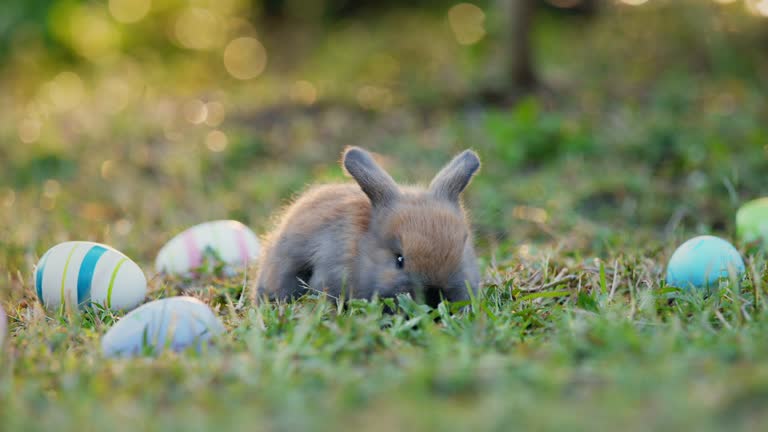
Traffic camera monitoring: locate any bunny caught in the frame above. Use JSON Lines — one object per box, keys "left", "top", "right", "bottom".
{"left": 253, "top": 147, "right": 481, "bottom": 307}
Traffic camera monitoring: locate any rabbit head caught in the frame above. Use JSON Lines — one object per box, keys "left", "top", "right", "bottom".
{"left": 343, "top": 147, "right": 481, "bottom": 306}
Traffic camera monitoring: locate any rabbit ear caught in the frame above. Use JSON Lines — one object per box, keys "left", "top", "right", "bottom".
{"left": 429, "top": 149, "right": 481, "bottom": 203}
{"left": 343, "top": 147, "right": 400, "bottom": 206}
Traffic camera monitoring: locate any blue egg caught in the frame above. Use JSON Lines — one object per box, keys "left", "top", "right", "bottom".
{"left": 666, "top": 235, "right": 745, "bottom": 290}
{"left": 101, "top": 297, "right": 224, "bottom": 358}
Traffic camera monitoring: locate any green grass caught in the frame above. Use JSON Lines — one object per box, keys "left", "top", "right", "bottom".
{"left": 3, "top": 1, "right": 768, "bottom": 430}
{"left": 6, "top": 257, "right": 768, "bottom": 431}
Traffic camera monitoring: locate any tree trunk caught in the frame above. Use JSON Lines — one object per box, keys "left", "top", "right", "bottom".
{"left": 503, "top": 0, "right": 537, "bottom": 90}
{"left": 478, "top": 0, "right": 538, "bottom": 105}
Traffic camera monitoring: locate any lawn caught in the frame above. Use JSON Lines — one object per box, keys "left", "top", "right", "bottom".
{"left": 2, "top": 1, "right": 768, "bottom": 430}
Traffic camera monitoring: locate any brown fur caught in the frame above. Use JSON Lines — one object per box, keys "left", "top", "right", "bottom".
{"left": 253, "top": 147, "right": 481, "bottom": 306}
{"left": 385, "top": 194, "right": 467, "bottom": 285}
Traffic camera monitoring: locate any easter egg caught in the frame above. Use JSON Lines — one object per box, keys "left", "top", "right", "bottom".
{"left": 736, "top": 198, "right": 768, "bottom": 250}
{"left": 155, "top": 220, "right": 260, "bottom": 276}
{"left": 666, "top": 235, "right": 745, "bottom": 290}
{"left": 101, "top": 296, "right": 224, "bottom": 357}
{"left": 34, "top": 241, "right": 146, "bottom": 311}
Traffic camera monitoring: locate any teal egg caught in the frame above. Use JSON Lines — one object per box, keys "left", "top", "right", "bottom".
{"left": 666, "top": 236, "right": 745, "bottom": 290}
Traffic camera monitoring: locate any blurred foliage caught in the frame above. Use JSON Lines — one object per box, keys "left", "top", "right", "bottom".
{"left": 10, "top": 152, "right": 79, "bottom": 188}
{"left": 483, "top": 98, "right": 594, "bottom": 168}
{"left": 0, "top": 0, "right": 766, "bottom": 253}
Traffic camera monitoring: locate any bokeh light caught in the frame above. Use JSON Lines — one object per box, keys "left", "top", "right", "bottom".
{"left": 205, "top": 102, "right": 226, "bottom": 127}
{"left": 290, "top": 81, "right": 318, "bottom": 106}
{"left": 448, "top": 3, "right": 486, "bottom": 46}
{"left": 223, "top": 37, "right": 267, "bottom": 80}
{"left": 620, "top": 0, "right": 649, "bottom": 6}
{"left": 206, "top": 130, "right": 228, "bottom": 152}
{"left": 48, "top": 71, "right": 85, "bottom": 112}
{"left": 96, "top": 73, "right": 143, "bottom": 114}
{"left": 175, "top": 8, "right": 223, "bottom": 50}
{"left": 108, "top": 0, "right": 151, "bottom": 24}
{"left": 115, "top": 218, "right": 133, "bottom": 236}
{"left": 67, "top": 5, "right": 121, "bottom": 60}
{"left": 18, "top": 118, "right": 42, "bottom": 143}
{"left": 43, "top": 179, "right": 61, "bottom": 198}
{"left": 746, "top": 0, "right": 768, "bottom": 16}
{"left": 183, "top": 99, "right": 208, "bottom": 124}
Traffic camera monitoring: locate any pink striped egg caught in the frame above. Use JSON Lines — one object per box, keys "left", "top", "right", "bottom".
{"left": 33, "top": 241, "right": 147, "bottom": 311}
{"left": 155, "top": 220, "right": 260, "bottom": 276}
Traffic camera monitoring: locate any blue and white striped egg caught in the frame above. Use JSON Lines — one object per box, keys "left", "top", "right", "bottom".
{"left": 155, "top": 220, "right": 260, "bottom": 276}
{"left": 34, "top": 241, "right": 146, "bottom": 311}
{"left": 101, "top": 296, "right": 225, "bottom": 357}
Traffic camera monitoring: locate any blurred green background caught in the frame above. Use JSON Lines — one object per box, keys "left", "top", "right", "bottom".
{"left": 1, "top": 0, "right": 767, "bottom": 273}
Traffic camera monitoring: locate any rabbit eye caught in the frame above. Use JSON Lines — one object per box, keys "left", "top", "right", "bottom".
{"left": 395, "top": 254, "right": 405, "bottom": 269}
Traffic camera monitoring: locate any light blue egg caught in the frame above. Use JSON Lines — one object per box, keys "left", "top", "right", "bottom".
{"left": 101, "top": 297, "right": 224, "bottom": 358}
{"left": 666, "top": 235, "right": 745, "bottom": 290}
